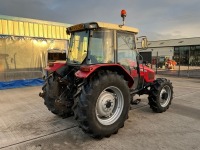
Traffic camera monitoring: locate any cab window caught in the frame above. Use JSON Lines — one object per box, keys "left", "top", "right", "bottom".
{"left": 117, "top": 32, "right": 137, "bottom": 69}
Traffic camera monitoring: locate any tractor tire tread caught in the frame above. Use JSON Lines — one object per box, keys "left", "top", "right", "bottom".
{"left": 42, "top": 75, "right": 73, "bottom": 118}
{"left": 75, "top": 70, "right": 130, "bottom": 138}
{"left": 148, "top": 78, "right": 173, "bottom": 113}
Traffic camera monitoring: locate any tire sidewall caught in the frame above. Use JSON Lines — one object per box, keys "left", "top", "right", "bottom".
{"left": 157, "top": 82, "right": 173, "bottom": 111}
{"left": 80, "top": 73, "right": 130, "bottom": 136}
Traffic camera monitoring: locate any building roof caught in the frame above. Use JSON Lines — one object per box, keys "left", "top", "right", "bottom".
{"left": 148, "top": 37, "right": 200, "bottom": 48}
{"left": 0, "top": 15, "right": 71, "bottom": 39}
{"left": 0, "top": 15, "right": 71, "bottom": 27}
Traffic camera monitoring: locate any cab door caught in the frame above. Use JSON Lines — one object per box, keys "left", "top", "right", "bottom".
{"left": 116, "top": 31, "right": 139, "bottom": 89}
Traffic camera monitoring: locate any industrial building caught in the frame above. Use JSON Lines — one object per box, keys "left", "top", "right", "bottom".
{"left": 139, "top": 37, "right": 200, "bottom": 77}
{"left": 0, "top": 15, "right": 70, "bottom": 88}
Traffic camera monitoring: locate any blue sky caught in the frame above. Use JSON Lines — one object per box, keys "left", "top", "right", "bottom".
{"left": 0, "top": 0, "right": 200, "bottom": 40}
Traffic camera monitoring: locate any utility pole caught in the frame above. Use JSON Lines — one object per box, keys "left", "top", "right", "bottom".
{"left": 156, "top": 51, "right": 158, "bottom": 74}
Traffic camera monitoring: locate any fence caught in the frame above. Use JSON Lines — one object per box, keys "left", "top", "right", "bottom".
{"left": 152, "top": 54, "right": 200, "bottom": 78}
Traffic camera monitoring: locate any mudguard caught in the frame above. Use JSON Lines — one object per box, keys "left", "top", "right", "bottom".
{"left": 139, "top": 65, "right": 155, "bottom": 83}
{"left": 75, "top": 64, "right": 134, "bottom": 87}
{"left": 45, "top": 61, "right": 66, "bottom": 72}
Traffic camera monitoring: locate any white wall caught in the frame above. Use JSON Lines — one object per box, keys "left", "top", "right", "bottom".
{"left": 139, "top": 46, "right": 174, "bottom": 58}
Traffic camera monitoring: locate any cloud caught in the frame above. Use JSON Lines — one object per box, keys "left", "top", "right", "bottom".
{"left": 0, "top": 0, "right": 200, "bottom": 40}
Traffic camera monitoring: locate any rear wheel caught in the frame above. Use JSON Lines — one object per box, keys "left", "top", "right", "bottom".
{"left": 75, "top": 71, "right": 130, "bottom": 138}
{"left": 43, "top": 74, "right": 73, "bottom": 118}
{"left": 148, "top": 78, "right": 173, "bottom": 113}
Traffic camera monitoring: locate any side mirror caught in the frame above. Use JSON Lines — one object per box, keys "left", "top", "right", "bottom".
{"left": 141, "top": 37, "right": 148, "bottom": 49}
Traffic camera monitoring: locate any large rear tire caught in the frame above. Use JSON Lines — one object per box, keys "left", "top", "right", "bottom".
{"left": 42, "top": 74, "right": 73, "bottom": 118}
{"left": 148, "top": 78, "right": 173, "bottom": 113}
{"left": 75, "top": 71, "right": 130, "bottom": 138}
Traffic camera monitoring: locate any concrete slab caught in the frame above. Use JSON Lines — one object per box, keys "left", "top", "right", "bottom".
{"left": 0, "top": 87, "right": 77, "bottom": 149}
{"left": 0, "top": 75, "right": 200, "bottom": 150}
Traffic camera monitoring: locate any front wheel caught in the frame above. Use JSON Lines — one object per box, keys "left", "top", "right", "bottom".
{"left": 148, "top": 78, "right": 173, "bottom": 113}
{"left": 75, "top": 71, "right": 130, "bottom": 138}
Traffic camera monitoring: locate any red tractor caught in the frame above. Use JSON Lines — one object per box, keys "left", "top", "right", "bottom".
{"left": 39, "top": 11, "right": 173, "bottom": 138}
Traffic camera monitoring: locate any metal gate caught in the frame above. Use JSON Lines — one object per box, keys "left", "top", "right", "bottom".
{"left": 153, "top": 46, "right": 200, "bottom": 78}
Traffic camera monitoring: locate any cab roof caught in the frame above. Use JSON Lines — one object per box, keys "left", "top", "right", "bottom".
{"left": 67, "top": 22, "right": 139, "bottom": 34}
{"left": 96, "top": 22, "right": 139, "bottom": 33}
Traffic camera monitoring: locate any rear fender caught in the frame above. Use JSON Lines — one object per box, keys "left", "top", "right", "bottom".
{"left": 45, "top": 61, "right": 66, "bottom": 72}
{"left": 44, "top": 61, "right": 68, "bottom": 77}
{"left": 75, "top": 64, "right": 134, "bottom": 87}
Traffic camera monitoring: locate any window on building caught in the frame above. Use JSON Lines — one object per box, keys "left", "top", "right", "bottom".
{"left": 190, "top": 46, "right": 200, "bottom": 66}
{"left": 174, "top": 46, "right": 200, "bottom": 66}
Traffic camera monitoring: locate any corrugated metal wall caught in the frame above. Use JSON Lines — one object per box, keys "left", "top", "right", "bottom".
{"left": 0, "top": 16, "right": 70, "bottom": 82}
{"left": 0, "top": 19, "right": 69, "bottom": 39}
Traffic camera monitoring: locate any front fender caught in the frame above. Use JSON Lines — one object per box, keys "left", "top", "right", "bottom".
{"left": 75, "top": 64, "right": 134, "bottom": 87}
{"left": 139, "top": 65, "right": 155, "bottom": 83}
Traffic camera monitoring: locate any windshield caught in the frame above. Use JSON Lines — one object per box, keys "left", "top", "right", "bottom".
{"left": 67, "top": 31, "right": 89, "bottom": 64}
{"left": 87, "top": 29, "right": 114, "bottom": 64}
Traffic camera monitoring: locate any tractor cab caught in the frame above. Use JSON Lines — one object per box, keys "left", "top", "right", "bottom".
{"left": 67, "top": 22, "right": 139, "bottom": 65}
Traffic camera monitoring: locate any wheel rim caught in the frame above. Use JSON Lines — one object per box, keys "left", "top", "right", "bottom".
{"left": 95, "top": 86, "right": 124, "bottom": 126}
{"left": 159, "top": 85, "right": 171, "bottom": 107}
